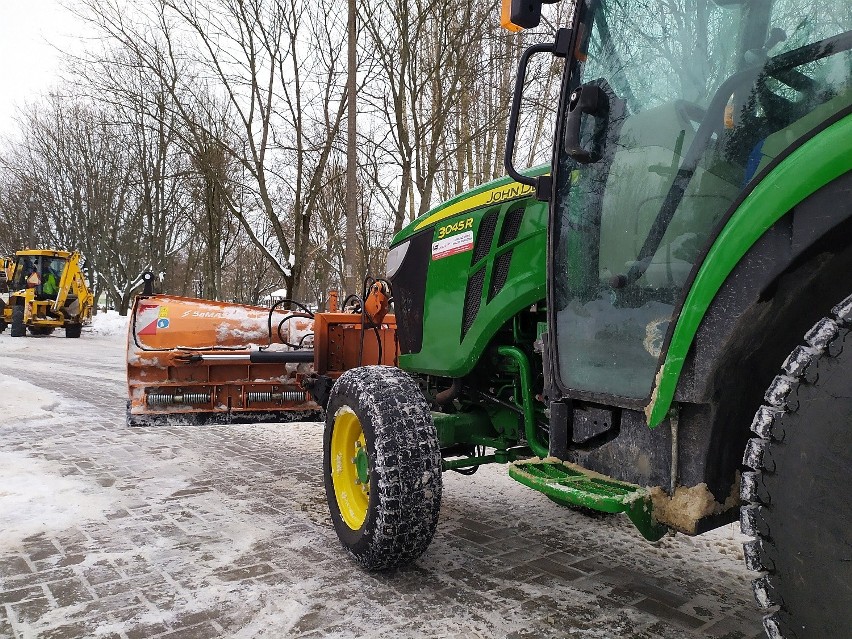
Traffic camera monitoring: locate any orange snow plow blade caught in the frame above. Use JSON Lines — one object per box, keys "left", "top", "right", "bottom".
{"left": 126, "top": 293, "right": 397, "bottom": 427}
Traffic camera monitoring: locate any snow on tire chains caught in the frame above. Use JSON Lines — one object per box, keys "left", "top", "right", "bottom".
{"left": 741, "top": 294, "right": 852, "bottom": 639}
{"left": 342, "top": 365, "right": 441, "bottom": 570}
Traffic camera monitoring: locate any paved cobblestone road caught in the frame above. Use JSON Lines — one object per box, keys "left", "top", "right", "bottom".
{"left": 0, "top": 327, "right": 761, "bottom": 639}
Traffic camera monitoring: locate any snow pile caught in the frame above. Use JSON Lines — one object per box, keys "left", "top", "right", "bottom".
{"left": 0, "top": 373, "right": 65, "bottom": 421}
{"left": 0, "top": 450, "right": 115, "bottom": 549}
{"left": 0, "top": 376, "right": 112, "bottom": 549}
{"left": 90, "top": 310, "right": 129, "bottom": 336}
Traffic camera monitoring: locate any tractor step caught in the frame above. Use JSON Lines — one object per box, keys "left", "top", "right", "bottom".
{"left": 508, "top": 459, "right": 668, "bottom": 541}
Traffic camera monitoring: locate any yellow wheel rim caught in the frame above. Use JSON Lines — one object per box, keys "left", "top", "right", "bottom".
{"left": 330, "top": 408, "right": 370, "bottom": 530}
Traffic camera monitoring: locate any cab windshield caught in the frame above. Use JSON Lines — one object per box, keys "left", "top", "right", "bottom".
{"left": 552, "top": 0, "right": 851, "bottom": 401}
{"left": 11, "top": 256, "right": 40, "bottom": 292}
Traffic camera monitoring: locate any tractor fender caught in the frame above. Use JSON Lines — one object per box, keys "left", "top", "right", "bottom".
{"left": 665, "top": 172, "right": 852, "bottom": 504}
{"left": 648, "top": 112, "right": 852, "bottom": 426}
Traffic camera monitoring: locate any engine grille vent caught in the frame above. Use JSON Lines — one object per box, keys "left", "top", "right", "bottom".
{"left": 462, "top": 266, "right": 485, "bottom": 337}
{"left": 473, "top": 211, "right": 498, "bottom": 264}
{"left": 499, "top": 207, "right": 525, "bottom": 245}
{"left": 489, "top": 251, "right": 513, "bottom": 301}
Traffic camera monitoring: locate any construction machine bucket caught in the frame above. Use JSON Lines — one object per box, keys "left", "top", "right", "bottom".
{"left": 127, "top": 294, "right": 322, "bottom": 426}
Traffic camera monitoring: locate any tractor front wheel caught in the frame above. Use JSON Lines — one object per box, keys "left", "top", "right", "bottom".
{"left": 741, "top": 294, "right": 852, "bottom": 638}
{"left": 323, "top": 365, "right": 442, "bottom": 571}
{"left": 10, "top": 305, "right": 25, "bottom": 337}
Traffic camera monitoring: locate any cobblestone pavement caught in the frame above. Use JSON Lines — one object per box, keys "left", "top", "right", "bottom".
{"left": 0, "top": 329, "right": 762, "bottom": 639}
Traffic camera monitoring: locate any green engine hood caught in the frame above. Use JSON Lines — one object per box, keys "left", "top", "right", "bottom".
{"left": 388, "top": 166, "right": 550, "bottom": 378}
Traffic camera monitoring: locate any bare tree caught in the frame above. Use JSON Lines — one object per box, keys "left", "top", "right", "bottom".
{"left": 76, "top": 0, "right": 361, "bottom": 299}
{"left": 0, "top": 95, "right": 181, "bottom": 314}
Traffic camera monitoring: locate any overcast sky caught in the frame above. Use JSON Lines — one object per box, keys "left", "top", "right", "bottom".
{"left": 0, "top": 0, "right": 87, "bottom": 137}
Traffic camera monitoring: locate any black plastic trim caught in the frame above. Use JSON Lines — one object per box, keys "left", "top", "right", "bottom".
{"left": 388, "top": 228, "right": 433, "bottom": 355}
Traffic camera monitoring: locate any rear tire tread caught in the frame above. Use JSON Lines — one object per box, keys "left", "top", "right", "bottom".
{"left": 65, "top": 324, "right": 82, "bottom": 338}
{"left": 10, "top": 305, "right": 25, "bottom": 337}
{"left": 741, "top": 294, "right": 852, "bottom": 638}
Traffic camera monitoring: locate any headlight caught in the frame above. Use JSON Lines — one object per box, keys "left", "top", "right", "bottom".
{"left": 385, "top": 240, "right": 410, "bottom": 278}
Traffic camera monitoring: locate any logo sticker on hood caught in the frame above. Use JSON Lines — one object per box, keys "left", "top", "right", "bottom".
{"left": 432, "top": 231, "right": 474, "bottom": 260}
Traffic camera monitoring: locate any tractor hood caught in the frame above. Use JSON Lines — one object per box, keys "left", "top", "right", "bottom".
{"left": 386, "top": 166, "right": 550, "bottom": 378}
{"left": 390, "top": 165, "right": 549, "bottom": 248}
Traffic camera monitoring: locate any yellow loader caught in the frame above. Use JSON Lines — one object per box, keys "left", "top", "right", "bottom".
{"left": 0, "top": 257, "right": 12, "bottom": 285}
{"left": 0, "top": 249, "right": 93, "bottom": 338}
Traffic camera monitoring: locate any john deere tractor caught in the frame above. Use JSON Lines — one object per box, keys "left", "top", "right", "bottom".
{"left": 0, "top": 249, "right": 93, "bottom": 337}
{"left": 321, "top": 0, "right": 851, "bottom": 637}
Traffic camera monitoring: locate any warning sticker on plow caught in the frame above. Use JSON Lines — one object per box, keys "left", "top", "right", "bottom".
{"left": 432, "top": 230, "right": 474, "bottom": 260}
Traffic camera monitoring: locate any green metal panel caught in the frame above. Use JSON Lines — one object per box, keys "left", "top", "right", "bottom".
{"left": 647, "top": 114, "right": 852, "bottom": 427}
{"left": 395, "top": 167, "right": 549, "bottom": 378}
{"left": 393, "top": 165, "right": 549, "bottom": 241}
{"left": 432, "top": 410, "right": 495, "bottom": 448}
{"left": 508, "top": 459, "right": 667, "bottom": 541}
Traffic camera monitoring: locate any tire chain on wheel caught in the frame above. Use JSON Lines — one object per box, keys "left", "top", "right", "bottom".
{"left": 328, "top": 365, "right": 442, "bottom": 571}
{"left": 740, "top": 294, "right": 852, "bottom": 639}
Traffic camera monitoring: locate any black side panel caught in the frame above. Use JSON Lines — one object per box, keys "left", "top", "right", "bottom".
{"left": 389, "top": 230, "right": 433, "bottom": 355}
{"left": 488, "top": 207, "right": 526, "bottom": 301}
{"left": 489, "top": 252, "right": 513, "bottom": 301}
{"left": 499, "top": 206, "right": 525, "bottom": 245}
{"left": 567, "top": 408, "right": 672, "bottom": 489}
{"left": 473, "top": 211, "right": 499, "bottom": 263}
{"left": 462, "top": 266, "right": 485, "bottom": 338}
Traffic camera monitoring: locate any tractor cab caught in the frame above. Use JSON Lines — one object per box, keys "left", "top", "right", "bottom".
{"left": 9, "top": 253, "right": 67, "bottom": 300}
{"left": 504, "top": 0, "right": 851, "bottom": 414}
{"left": 495, "top": 2, "right": 851, "bottom": 633}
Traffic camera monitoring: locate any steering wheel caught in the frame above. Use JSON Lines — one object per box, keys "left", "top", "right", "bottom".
{"left": 755, "top": 69, "right": 818, "bottom": 129}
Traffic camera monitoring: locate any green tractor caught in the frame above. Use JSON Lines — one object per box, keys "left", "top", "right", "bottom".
{"left": 322, "top": 1, "right": 851, "bottom": 637}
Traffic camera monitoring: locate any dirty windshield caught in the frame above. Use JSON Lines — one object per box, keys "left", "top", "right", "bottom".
{"left": 552, "top": 0, "right": 852, "bottom": 401}
{"left": 11, "top": 256, "right": 40, "bottom": 291}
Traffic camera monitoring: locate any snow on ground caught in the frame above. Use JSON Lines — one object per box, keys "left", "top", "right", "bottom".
{"left": 0, "top": 450, "right": 116, "bottom": 550}
{"left": 0, "top": 373, "right": 69, "bottom": 422}
{"left": 0, "top": 375, "right": 120, "bottom": 552}
{"left": 0, "top": 327, "right": 759, "bottom": 639}
{"left": 90, "top": 310, "right": 130, "bottom": 336}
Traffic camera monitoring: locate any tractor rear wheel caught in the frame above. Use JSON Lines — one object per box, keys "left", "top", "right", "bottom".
{"left": 323, "top": 365, "right": 442, "bottom": 571}
{"left": 10, "top": 305, "right": 25, "bottom": 337}
{"left": 741, "top": 294, "right": 852, "bottom": 638}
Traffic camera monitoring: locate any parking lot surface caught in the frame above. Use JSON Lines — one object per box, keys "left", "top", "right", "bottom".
{"left": 0, "top": 325, "right": 761, "bottom": 638}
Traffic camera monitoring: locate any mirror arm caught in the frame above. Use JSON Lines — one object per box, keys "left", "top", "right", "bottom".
{"left": 504, "top": 28, "right": 571, "bottom": 200}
